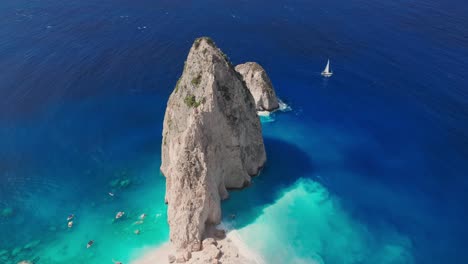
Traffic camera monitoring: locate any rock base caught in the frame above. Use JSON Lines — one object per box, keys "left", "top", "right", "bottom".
{"left": 132, "top": 227, "right": 261, "bottom": 264}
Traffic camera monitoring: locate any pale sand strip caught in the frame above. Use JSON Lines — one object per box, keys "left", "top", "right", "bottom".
{"left": 131, "top": 224, "right": 264, "bottom": 264}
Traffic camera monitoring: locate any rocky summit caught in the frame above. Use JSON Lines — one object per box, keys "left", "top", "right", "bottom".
{"left": 160, "top": 37, "right": 266, "bottom": 260}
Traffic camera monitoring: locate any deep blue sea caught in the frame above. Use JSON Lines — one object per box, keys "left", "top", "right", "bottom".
{"left": 1, "top": 0, "right": 468, "bottom": 263}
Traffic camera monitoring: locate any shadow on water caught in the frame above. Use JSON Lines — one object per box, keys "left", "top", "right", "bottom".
{"left": 222, "top": 136, "right": 314, "bottom": 229}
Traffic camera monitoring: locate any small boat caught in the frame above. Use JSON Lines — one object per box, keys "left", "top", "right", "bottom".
{"left": 108, "top": 192, "right": 115, "bottom": 197}
{"left": 139, "top": 213, "right": 147, "bottom": 220}
{"left": 67, "top": 214, "right": 74, "bottom": 221}
{"left": 68, "top": 221, "right": 73, "bottom": 228}
{"left": 321, "top": 59, "right": 333, "bottom": 77}
{"left": 115, "top": 211, "right": 125, "bottom": 219}
{"left": 86, "top": 240, "right": 94, "bottom": 248}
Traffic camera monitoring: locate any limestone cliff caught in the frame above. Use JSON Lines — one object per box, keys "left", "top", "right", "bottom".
{"left": 235, "top": 62, "right": 279, "bottom": 112}
{"left": 160, "top": 37, "right": 266, "bottom": 258}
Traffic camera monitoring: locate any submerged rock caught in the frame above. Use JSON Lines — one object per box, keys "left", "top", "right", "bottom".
{"left": 119, "top": 179, "right": 131, "bottom": 188}
{"left": 23, "top": 240, "right": 40, "bottom": 250}
{"left": 235, "top": 62, "right": 279, "bottom": 111}
{"left": 109, "top": 178, "right": 131, "bottom": 189}
{"left": 11, "top": 247, "right": 21, "bottom": 256}
{"left": 1, "top": 207, "right": 14, "bottom": 218}
{"left": 161, "top": 37, "right": 266, "bottom": 253}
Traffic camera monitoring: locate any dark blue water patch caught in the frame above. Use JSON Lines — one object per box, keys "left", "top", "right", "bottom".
{"left": 1, "top": 93, "right": 163, "bottom": 191}
{"left": 0, "top": 0, "right": 193, "bottom": 120}
{"left": 223, "top": 136, "right": 314, "bottom": 229}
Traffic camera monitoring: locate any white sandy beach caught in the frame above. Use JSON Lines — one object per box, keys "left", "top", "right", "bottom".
{"left": 131, "top": 225, "right": 264, "bottom": 264}
{"left": 131, "top": 242, "right": 174, "bottom": 264}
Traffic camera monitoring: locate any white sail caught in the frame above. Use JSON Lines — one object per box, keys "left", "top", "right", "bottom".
{"left": 321, "top": 59, "right": 333, "bottom": 77}
{"left": 324, "top": 59, "right": 330, "bottom": 73}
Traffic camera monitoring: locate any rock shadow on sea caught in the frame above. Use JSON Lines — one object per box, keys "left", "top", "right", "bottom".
{"left": 222, "top": 136, "right": 314, "bottom": 229}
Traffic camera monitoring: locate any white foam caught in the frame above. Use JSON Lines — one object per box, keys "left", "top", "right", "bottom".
{"left": 257, "top": 110, "right": 271, "bottom": 117}
{"left": 259, "top": 113, "right": 276, "bottom": 123}
{"left": 278, "top": 99, "right": 292, "bottom": 112}
{"left": 257, "top": 98, "right": 292, "bottom": 123}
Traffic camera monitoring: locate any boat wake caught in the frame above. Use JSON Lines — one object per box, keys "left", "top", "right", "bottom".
{"left": 278, "top": 99, "right": 292, "bottom": 112}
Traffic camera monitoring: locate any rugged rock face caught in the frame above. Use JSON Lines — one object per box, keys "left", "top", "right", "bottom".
{"left": 160, "top": 37, "right": 266, "bottom": 255}
{"left": 235, "top": 62, "right": 279, "bottom": 111}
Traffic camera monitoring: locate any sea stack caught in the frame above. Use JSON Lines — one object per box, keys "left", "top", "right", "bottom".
{"left": 235, "top": 62, "right": 279, "bottom": 112}
{"left": 161, "top": 37, "right": 266, "bottom": 260}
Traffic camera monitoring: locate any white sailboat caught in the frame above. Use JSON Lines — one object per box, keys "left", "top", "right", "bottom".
{"left": 321, "top": 59, "right": 333, "bottom": 77}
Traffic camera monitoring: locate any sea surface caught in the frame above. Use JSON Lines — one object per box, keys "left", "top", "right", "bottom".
{"left": 1, "top": 0, "right": 468, "bottom": 263}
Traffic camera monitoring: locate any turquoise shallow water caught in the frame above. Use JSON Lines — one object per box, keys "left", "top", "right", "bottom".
{"left": 0, "top": 155, "right": 170, "bottom": 263}
{"left": 0, "top": 94, "right": 171, "bottom": 263}
{"left": 236, "top": 179, "right": 413, "bottom": 264}
{"left": 35, "top": 161, "right": 169, "bottom": 263}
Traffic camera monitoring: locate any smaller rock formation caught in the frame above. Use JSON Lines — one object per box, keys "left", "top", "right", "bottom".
{"left": 235, "top": 62, "right": 279, "bottom": 112}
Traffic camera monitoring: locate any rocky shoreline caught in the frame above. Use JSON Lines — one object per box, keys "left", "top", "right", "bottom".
{"left": 132, "top": 226, "right": 263, "bottom": 264}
